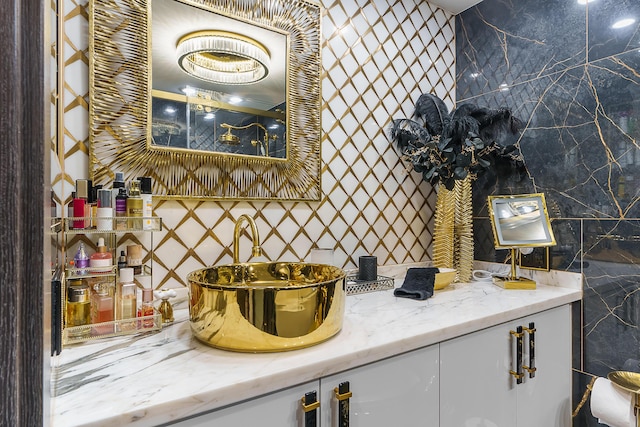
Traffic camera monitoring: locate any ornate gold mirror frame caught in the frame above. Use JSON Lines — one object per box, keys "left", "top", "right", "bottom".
{"left": 89, "top": 0, "right": 321, "bottom": 200}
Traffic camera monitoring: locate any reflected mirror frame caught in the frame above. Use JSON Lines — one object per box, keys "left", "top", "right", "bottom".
{"left": 88, "top": 0, "right": 321, "bottom": 200}
{"left": 487, "top": 193, "right": 556, "bottom": 249}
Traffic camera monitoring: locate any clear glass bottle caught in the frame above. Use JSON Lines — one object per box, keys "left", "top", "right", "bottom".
{"left": 91, "top": 282, "right": 114, "bottom": 335}
{"left": 66, "top": 279, "right": 91, "bottom": 339}
{"left": 138, "top": 287, "right": 154, "bottom": 328}
{"left": 118, "top": 268, "right": 137, "bottom": 331}
{"left": 73, "top": 242, "right": 90, "bottom": 275}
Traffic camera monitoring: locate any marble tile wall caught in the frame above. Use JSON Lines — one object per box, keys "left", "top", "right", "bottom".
{"left": 457, "top": 1, "right": 640, "bottom": 425}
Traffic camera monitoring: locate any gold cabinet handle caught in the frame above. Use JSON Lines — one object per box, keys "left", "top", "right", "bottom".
{"left": 334, "top": 381, "right": 351, "bottom": 427}
{"left": 510, "top": 326, "right": 524, "bottom": 384}
{"left": 523, "top": 322, "right": 537, "bottom": 378}
{"left": 301, "top": 391, "right": 319, "bottom": 427}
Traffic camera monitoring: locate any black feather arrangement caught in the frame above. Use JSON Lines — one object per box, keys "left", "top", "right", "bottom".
{"left": 389, "top": 93, "right": 524, "bottom": 190}
{"left": 413, "top": 93, "right": 450, "bottom": 136}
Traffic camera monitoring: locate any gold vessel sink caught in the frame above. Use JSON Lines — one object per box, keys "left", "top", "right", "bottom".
{"left": 187, "top": 262, "right": 347, "bottom": 352}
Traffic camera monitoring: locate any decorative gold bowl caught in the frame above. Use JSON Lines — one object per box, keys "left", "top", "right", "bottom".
{"left": 187, "top": 262, "right": 346, "bottom": 352}
{"left": 434, "top": 268, "right": 457, "bottom": 290}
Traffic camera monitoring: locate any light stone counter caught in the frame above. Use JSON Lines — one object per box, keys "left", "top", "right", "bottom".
{"left": 49, "top": 263, "right": 582, "bottom": 426}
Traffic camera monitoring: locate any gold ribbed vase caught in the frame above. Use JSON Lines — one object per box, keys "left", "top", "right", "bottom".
{"left": 433, "top": 176, "right": 474, "bottom": 283}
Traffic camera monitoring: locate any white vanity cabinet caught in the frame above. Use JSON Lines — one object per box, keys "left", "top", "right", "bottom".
{"left": 440, "top": 305, "right": 572, "bottom": 427}
{"left": 320, "top": 344, "right": 440, "bottom": 427}
{"left": 170, "top": 344, "right": 440, "bottom": 427}
{"left": 170, "top": 381, "right": 317, "bottom": 427}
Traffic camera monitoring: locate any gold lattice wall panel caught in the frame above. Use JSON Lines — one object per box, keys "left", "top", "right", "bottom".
{"left": 56, "top": 0, "right": 456, "bottom": 289}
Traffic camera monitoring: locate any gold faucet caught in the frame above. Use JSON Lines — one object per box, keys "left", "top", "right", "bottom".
{"left": 233, "top": 214, "right": 263, "bottom": 263}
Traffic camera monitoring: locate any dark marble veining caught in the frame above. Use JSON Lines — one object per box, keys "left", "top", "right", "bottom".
{"left": 457, "top": 0, "right": 586, "bottom": 99}
{"left": 588, "top": 0, "right": 640, "bottom": 62}
{"left": 458, "top": 1, "right": 640, "bottom": 425}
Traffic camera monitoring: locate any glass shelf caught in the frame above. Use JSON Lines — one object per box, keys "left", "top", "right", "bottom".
{"left": 62, "top": 216, "right": 163, "bottom": 234}
{"left": 62, "top": 310, "right": 162, "bottom": 345}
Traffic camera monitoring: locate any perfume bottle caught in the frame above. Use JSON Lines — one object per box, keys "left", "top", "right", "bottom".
{"left": 73, "top": 243, "right": 90, "bottom": 275}
{"left": 138, "top": 287, "right": 154, "bottom": 328}
{"left": 118, "top": 268, "right": 137, "bottom": 330}
{"left": 91, "top": 282, "right": 114, "bottom": 335}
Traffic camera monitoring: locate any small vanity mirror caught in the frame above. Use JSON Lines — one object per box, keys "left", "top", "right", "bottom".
{"left": 487, "top": 193, "right": 556, "bottom": 289}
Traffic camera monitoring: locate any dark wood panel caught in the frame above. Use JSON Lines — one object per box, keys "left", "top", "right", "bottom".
{"left": 0, "top": 0, "right": 45, "bottom": 425}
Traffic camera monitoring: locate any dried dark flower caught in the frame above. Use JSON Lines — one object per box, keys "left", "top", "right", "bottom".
{"left": 389, "top": 94, "right": 525, "bottom": 190}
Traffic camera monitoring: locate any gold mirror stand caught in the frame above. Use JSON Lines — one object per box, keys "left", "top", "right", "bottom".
{"left": 492, "top": 248, "right": 537, "bottom": 290}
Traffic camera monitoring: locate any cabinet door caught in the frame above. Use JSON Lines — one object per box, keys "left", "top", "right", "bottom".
{"left": 517, "top": 305, "right": 571, "bottom": 427}
{"left": 169, "top": 380, "right": 318, "bottom": 426}
{"left": 441, "top": 305, "right": 572, "bottom": 427}
{"left": 320, "top": 344, "right": 439, "bottom": 427}
{"left": 440, "top": 320, "right": 517, "bottom": 427}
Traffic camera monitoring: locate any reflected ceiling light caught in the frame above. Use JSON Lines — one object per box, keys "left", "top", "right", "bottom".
{"left": 176, "top": 31, "right": 270, "bottom": 85}
{"left": 203, "top": 113, "right": 215, "bottom": 120}
{"left": 612, "top": 18, "right": 636, "bottom": 29}
{"left": 164, "top": 106, "right": 177, "bottom": 114}
{"left": 577, "top": 0, "right": 595, "bottom": 4}
{"left": 228, "top": 96, "right": 243, "bottom": 104}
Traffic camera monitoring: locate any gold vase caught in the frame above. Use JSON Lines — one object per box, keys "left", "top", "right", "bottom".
{"left": 432, "top": 176, "right": 473, "bottom": 283}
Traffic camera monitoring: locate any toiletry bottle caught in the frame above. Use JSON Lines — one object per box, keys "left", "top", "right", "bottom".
{"left": 50, "top": 190, "right": 57, "bottom": 218}
{"left": 126, "top": 244, "right": 143, "bottom": 275}
{"left": 91, "top": 282, "right": 114, "bottom": 334}
{"left": 111, "top": 171, "right": 126, "bottom": 210}
{"left": 117, "top": 250, "right": 127, "bottom": 272}
{"left": 89, "top": 237, "right": 113, "bottom": 273}
{"left": 138, "top": 177, "right": 153, "bottom": 230}
{"left": 117, "top": 268, "right": 137, "bottom": 329}
{"left": 138, "top": 287, "right": 154, "bottom": 328}
{"left": 73, "top": 242, "right": 90, "bottom": 275}
{"left": 73, "top": 179, "right": 90, "bottom": 229}
{"left": 66, "top": 278, "right": 91, "bottom": 338}
{"left": 126, "top": 180, "right": 143, "bottom": 230}
{"left": 88, "top": 182, "right": 98, "bottom": 228}
{"left": 96, "top": 188, "right": 113, "bottom": 231}
{"left": 115, "top": 187, "right": 128, "bottom": 230}
{"left": 67, "top": 191, "right": 75, "bottom": 224}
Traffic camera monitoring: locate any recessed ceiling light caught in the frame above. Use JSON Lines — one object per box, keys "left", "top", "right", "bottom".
{"left": 499, "top": 83, "right": 509, "bottom": 91}
{"left": 612, "top": 18, "right": 636, "bottom": 29}
{"left": 164, "top": 106, "right": 177, "bottom": 114}
{"left": 203, "top": 113, "right": 215, "bottom": 120}
{"left": 577, "top": 0, "right": 595, "bottom": 4}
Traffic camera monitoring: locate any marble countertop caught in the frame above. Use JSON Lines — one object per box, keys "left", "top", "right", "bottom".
{"left": 49, "top": 263, "right": 582, "bottom": 427}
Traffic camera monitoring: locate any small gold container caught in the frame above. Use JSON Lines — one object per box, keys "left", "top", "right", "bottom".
{"left": 188, "top": 262, "right": 346, "bottom": 352}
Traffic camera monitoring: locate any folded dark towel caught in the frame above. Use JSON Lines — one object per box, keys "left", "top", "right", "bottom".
{"left": 394, "top": 267, "right": 439, "bottom": 300}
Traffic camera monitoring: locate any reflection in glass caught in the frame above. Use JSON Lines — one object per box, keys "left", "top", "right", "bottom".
{"left": 151, "top": 0, "right": 288, "bottom": 156}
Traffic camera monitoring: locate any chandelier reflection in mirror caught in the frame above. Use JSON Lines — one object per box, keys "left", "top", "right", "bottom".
{"left": 176, "top": 31, "right": 271, "bottom": 85}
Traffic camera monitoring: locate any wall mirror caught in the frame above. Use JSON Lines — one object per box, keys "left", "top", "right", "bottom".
{"left": 89, "top": 0, "right": 321, "bottom": 200}
{"left": 487, "top": 193, "right": 556, "bottom": 289}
